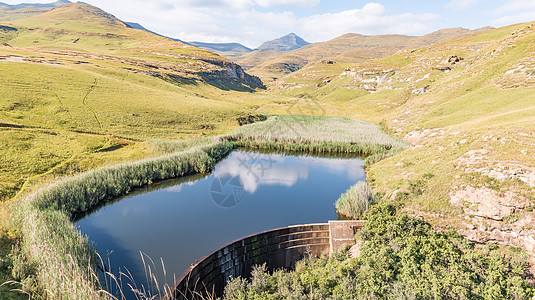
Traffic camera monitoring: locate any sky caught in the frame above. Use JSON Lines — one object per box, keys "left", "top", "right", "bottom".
{"left": 3, "top": 0, "right": 535, "bottom": 48}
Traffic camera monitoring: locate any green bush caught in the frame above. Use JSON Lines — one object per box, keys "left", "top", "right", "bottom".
{"left": 223, "top": 204, "right": 535, "bottom": 299}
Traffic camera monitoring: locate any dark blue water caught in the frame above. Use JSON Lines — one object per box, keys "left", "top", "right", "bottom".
{"left": 76, "top": 149, "right": 365, "bottom": 296}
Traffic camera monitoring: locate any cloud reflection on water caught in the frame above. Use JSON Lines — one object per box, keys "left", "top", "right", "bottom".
{"left": 213, "top": 152, "right": 309, "bottom": 193}
{"left": 212, "top": 151, "right": 363, "bottom": 193}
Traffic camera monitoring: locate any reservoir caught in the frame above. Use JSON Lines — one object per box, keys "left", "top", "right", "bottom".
{"left": 76, "top": 149, "right": 366, "bottom": 296}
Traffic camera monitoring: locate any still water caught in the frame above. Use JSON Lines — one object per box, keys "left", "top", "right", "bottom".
{"left": 76, "top": 149, "right": 366, "bottom": 295}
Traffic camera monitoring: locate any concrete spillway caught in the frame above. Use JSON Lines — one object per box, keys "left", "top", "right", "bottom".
{"left": 170, "top": 220, "right": 364, "bottom": 299}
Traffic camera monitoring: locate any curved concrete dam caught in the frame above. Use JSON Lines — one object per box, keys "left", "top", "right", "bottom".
{"left": 171, "top": 220, "right": 364, "bottom": 299}
{"left": 75, "top": 149, "right": 367, "bottom": 299}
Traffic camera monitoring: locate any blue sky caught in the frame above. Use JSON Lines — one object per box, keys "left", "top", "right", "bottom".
{"left": 3, "top": 0, "right": 535, "bottom": 48}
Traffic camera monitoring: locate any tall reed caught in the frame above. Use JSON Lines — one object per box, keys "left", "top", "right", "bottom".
{"left": 335, "top": 181, "right": 374, "bottom": 219}
{"left": 11, "top": 115, "right": 408, "bottom": 299}
{"left": 229, "top": 115, "right": 410, "bottom": 158}
{"left": 13, "top": 138, "right": 234, "bottom": 299}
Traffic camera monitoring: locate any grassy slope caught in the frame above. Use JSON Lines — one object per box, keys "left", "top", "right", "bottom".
{"left": 236, "top": 27, "right": 491, "bottom": 83}
{"left": 0, "top": 3, "right": 271, "bottom": 202}
{"left": 0, "top": 6, "right": 52, "bottom": 22}
{"left": 262, "top": 22, "right": 535, "bottom": 260}
{"left": 1, "top": 2, "right": 534, "bottom": 296}
{"left": 11, "top": 117, "right": 404, "bottom": 299}
{"left": 0, "top": 3, "right": 271, "bottom": 297}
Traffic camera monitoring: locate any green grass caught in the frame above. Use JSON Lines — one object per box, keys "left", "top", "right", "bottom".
{"left": 2, "top": 4, "right": 535, "bottom": 298}
{"left": 6, "top": 114, "right": 408, "bottom": 299}
{"left": 258, "top": 21, "right": 535, "bottom": 231}
{"left": 12, "top": 139, "right": 234, "bottom": 298}
{"left": 6, "top": 113, "right": 411, "bottom": 299}
{"left": 0, "top": 45, "right": 264, "bottom": 200}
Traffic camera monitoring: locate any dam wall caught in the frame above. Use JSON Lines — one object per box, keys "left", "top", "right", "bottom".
{"left": 171, "top": 221, "right": 364, "bottom": 299}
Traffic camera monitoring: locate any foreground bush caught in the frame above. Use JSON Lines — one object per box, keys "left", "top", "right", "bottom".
{"left": 223, "top": 204, "right": 534, "bottom": 300}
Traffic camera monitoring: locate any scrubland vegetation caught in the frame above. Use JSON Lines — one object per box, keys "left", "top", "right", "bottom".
{"left": 223, "top": 204, "right": 534, "bottom": 300}
{"left": 2, "top": 2, "right": 535, "bottom": 299}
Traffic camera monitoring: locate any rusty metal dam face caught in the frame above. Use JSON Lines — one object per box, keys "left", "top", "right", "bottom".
{"left": 76, "top": 149, "right": 366, "bottom": 298}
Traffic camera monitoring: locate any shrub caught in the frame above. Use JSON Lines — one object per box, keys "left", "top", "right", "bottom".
{"left": 222, "top": 204, "right": 535, "bottom": 300}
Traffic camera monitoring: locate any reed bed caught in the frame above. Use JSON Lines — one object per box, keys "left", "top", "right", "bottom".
{"left": 230, "top": 115, "right": 409, "bottom": 152}
{"left": 335, "top": 181, "right": 374, "bottom": 219}
{"left": 229, "top": 115, "right": 410, "bottom": 164}
{"left": 13, "top": 138, "right": 233, "bottom": 299}
{"left": 11, "top": 115, "right": 409, "bottom": 299}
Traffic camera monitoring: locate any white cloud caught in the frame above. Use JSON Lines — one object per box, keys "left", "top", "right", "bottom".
{"left": 298, "top": 3, "right": 437, "bottom": 42}
{"left": 446, "top": 0, "right": 479, "bottom": 10}
{"left": 494, "top": 0, "right": 535, "bottom": 12}
{"left": 213, "top": 153, "right": 308, "bottom": 193}
{"left": 492, "top": 0, "right": 535, "bottom": 25}
{"left": 254, "top": 0, "right": 320, "bottom": 8}
{"left": 3, "top": 0, "right": 439, "bottom": 47}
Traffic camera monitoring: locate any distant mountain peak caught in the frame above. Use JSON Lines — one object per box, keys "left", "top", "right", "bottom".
{"left": 256, "top": 33, "right": 310, "bottom": 51}
{"left": 188, "top": 41, "right": 252, "bottom": 54}
{"left": 124, "top": 21, "right": 182, "bottom": 41}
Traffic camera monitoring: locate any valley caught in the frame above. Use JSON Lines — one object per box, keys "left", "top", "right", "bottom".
{"left": 0, "top": 1, "right": 534, "bottom": 299}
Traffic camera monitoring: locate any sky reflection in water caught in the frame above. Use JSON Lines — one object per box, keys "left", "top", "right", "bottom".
{"left": 76, "top": 149, "right": 365, "bottom": 295}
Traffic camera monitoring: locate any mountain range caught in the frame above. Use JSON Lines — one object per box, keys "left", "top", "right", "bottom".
{"left": 0, "top": 0, "right": 69, "bottom": 8}
{"left": 1, "top": 2, "right": 535, "bottom": 298}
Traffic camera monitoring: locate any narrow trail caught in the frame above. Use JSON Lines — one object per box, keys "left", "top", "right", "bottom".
{"left": 82, "top": 78, "right": 104, "bottom": 130}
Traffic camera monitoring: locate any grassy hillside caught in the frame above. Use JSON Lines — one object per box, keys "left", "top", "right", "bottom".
{"left": 238, "top": 27, "right": 492, "bottom": 83}
{"left": 0, "top": 6, "right": 51, "bottom": 21}
{"left": 263, "top": 22, "right": 535, "bottom": 262}
{"left": 1, "top": 2, "right": 535, "bottom": 297}
{"left": 0, "top": 2, "right": 268, "bottom": 201}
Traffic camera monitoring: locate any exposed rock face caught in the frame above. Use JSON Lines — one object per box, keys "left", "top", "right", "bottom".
{"left": 450, "top": 186, "right": 531, "bottom": 220}
{"left": 459, "top": 214, "right": 535, "bottom": 266}
{"left": 224, "top": 63, "right": 265, "bottom": 89}
{"left": 451, "top": 147, "right": 535, "bottom": 262}
{"left": 411, "top": 86, "right": 428, "bottom": 95}
{"left": 447, "top": 55, "right": 463, "bottom": 64}
{"left": 197, "top": 59, "right": 265, "bottom": 89}
{"left": 456, "top": 149, "right": 535, "bottom": 187}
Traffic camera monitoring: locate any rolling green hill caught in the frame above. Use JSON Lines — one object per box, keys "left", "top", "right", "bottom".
{"left": 1, "top": 1, "right": 535, "bottom": 298}
{"left": 263, "top": 21, "right": 535, "bottom": 261}
{"left": 0, "top": 2, "right": 266, "bottom": 201}
{"left": 236, "top": 27, "right": 492, "bottom": 83}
